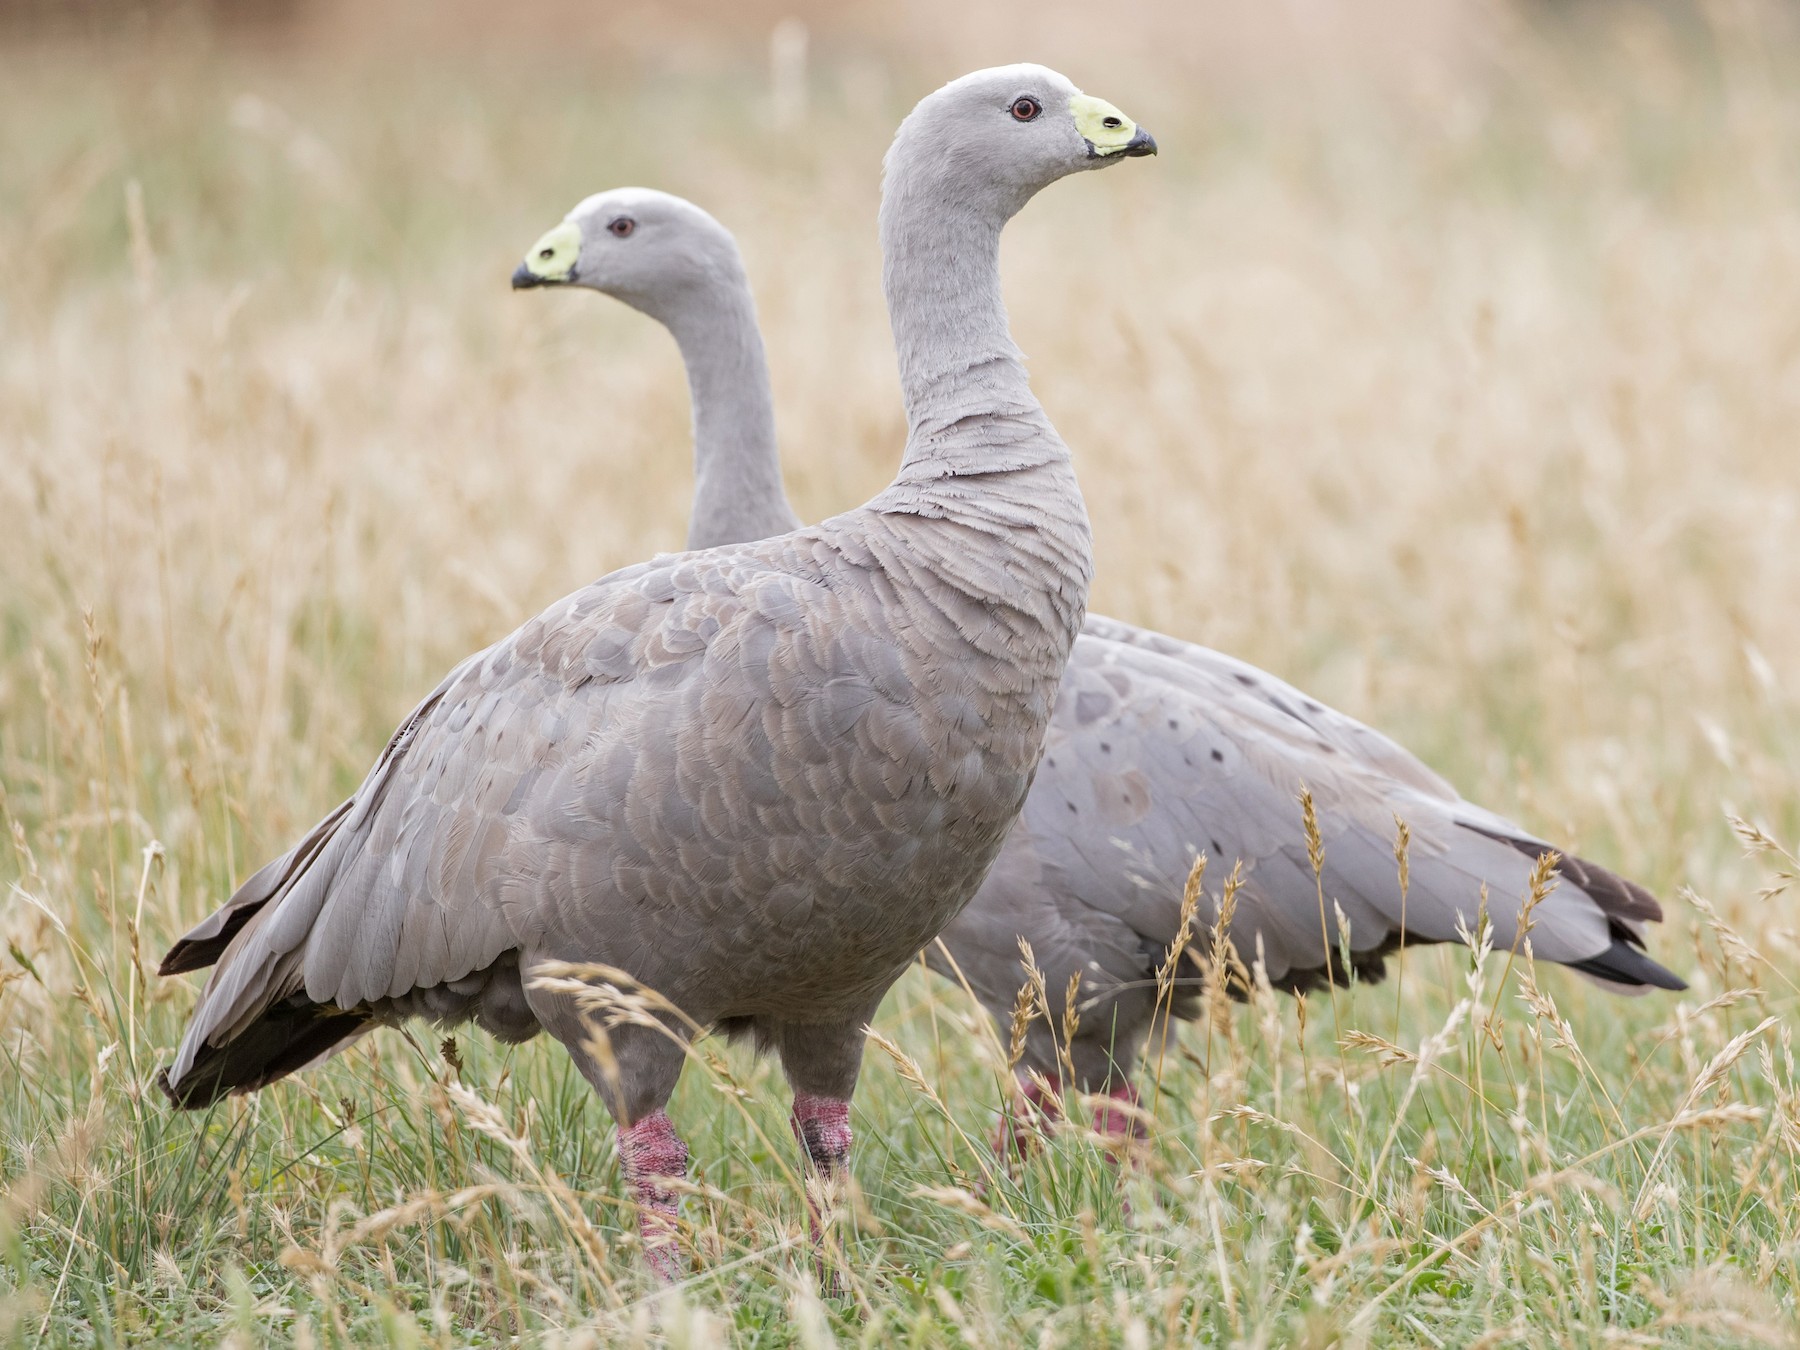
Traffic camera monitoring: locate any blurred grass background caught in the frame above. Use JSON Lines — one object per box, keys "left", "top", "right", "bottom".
{"left": 3, "top": 0, "right": 1800, "bottom": 1344}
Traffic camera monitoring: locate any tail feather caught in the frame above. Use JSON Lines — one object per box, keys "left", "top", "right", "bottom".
{"left": 1554, "top": 850, "right": 1663, "bottom": 925}
{"left": 158, "top": 997, "right": 371, "bottom": 1108}
{"left": 1465, "top": 825, "right": 1665, "bottom": 926}
{"left": 1455, "top": 823, "right": 1680, "bottom": 987}
{"left": 1275, "top": 823, "right": 1685, "bottom": 994}
{"left": 161, "top": 878, "right": 325, "bottom": 1102}
{"left": 1568, "top": 932, "right": 1688, "bottom": 991}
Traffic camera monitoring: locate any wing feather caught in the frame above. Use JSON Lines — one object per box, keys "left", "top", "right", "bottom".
{"left": 938, "top": 614, "right": 1678, "bottom": 1064}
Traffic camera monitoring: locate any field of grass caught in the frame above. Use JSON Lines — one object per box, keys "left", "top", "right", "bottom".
{"left": 4, "top": 1, "right": 1800, "bottom": 1343}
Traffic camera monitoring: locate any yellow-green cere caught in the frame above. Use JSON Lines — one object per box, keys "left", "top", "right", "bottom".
{"left": 522, "top": 220, "right": 582, "bottom": 282}
{"left": 1071, "top": 93, "right": 1139, "bottom": 156}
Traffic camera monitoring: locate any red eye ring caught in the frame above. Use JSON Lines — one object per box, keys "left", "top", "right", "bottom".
{"left": 1010, "top": 96, "right": 1041, "bottom": 122}
{"left": 608, "top": 218, "right": 636, "bottom": 238}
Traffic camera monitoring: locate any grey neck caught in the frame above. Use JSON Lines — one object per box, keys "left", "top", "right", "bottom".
{"left": 659, "top": 282, "right": 798, "bottom": 550}
{"left": 865, "top": 153, "right": 1092, "bottom": 650}
{"left": 879, "top": 183, "right": 1064, "bottom": 486}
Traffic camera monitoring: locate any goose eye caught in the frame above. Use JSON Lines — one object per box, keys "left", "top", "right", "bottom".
{"left": 1009, "top": 97, "right": 1041, "bottom": 122}
{"left": 608, "top": 218, "right": 636, "bottom": 238}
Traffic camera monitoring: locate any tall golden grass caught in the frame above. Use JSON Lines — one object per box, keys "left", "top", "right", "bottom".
{"left": 2, "top": 2, "right": 1800, "bottom": 1343}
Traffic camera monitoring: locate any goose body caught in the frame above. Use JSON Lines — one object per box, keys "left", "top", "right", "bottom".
{"left": 949, "top": 614, "right": 1677, "bottom": 1096}
{"left": 496, "top": 185, "right": 1684, "bottom": 1120}
{"left": 163, "top": 517, "right": 1082, "bottom": 1093}
{"left": 159, "top": 65, "right": 1158, "bottom": 1275}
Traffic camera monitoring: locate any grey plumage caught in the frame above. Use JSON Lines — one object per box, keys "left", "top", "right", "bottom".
{"left": 939, "top": 620, "right": 1682, "bottom": 1093}
{"left": 499, "top": 183, "right": 1685, "bottom": 1104}
{"left": 158, "top": 65, "right": 1155, "bottom": 1272}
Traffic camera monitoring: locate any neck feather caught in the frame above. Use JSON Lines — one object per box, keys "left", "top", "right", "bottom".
{"left": 867, "top": 149, "right": 1092, "bottom": 646}
{"left": 879, "top": 175, "right": 1062, "bottom": 483}
{"left": 660, "top": 281, "right": 798, "bottom": 549}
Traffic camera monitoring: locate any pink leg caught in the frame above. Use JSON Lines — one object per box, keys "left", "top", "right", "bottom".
{"left": 791, "top": 1093, "right": 853, "bottom": 1179}
{"left": 1091, "top": 1081, "right": 1148, "bottom": 1155}
{"left": 618, "top": 1110, "right": 689, "bottom": 1283}
{"left": 791, "top": 1093, "right": 853, "bottom": 1289}
{"left": 993, "top": 1076, "right": 1146, "bottom": 1163}
{"left": 992, "top": 1071, "right": 1064, "bottom": 1159}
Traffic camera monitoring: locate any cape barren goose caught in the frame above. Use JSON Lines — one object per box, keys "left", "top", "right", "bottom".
{"left": 157, "top": 66, "right": 1157, "bottom": 1278}
{"left": 508, "top": 186, "right": 1686, "bottom": 1149}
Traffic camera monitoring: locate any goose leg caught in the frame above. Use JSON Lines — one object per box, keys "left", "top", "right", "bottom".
{"left": 791, "top": 1093, "right": 854, "bottom": 1194}
{"left": 994, "top": 1072, "right": 1146, "bottom": 1161}
{"left": 789, "top": 1092, "right": 852, "bottom": 1295}
{"left": 775, "top": 1017, "right": 870, "bottom": 1292}
{"left": 618, "top": 1110, "right": 690, "bottom": 1284}
{"left": 993, "top": 1070, "right": 1063, "bottom": 1158}
{"left": 1091, "top": 1080, "right": 1147, "bottom": 1147}
{"left": 527, "top": 974, "right": 693, "bottom": 1282}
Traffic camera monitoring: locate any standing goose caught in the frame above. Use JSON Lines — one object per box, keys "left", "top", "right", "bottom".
{"left": 507, "top": 187, "right": 1685, "bottom": 1144}
{"left": 156, "top": 65, "right": 1157, "bottom": 1276}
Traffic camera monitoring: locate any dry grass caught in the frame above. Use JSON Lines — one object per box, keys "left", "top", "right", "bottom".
{"left": 3, "top": 1, "right": 1800, "bottom": 1343}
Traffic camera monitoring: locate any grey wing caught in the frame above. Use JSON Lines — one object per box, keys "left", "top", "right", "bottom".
{"left": 162, "top": 555, "right": 710, "bottom": 1085}
{"left": 931, "top": 816, "right": 1150, "bottom": 1024}
{"left": 1079, "top": 613, "right": 1457, "bottom": 799}
{"left": 1089, "top": 626, "right": 1674, "bottom": 981}
{"left": 944, "top": 619, "right": 1679, "bottom": 1023}
{"left": 158, "top": 795, "right": 356, "bottom": 976}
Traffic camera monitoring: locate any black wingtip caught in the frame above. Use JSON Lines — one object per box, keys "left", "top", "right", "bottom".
{"left": 157, "top": 1003, "right": 372, "bottom": 1111}
{"left": 156, "top": 1064, "right": 217, "bottom": 1110}
{"left": 157, "top": 906, "right": 269, "bottom": 977}
{"left": 1569, "top": 938, "right": 1688, "bottom": 992}
{"left": 157, "top": 943, "right": 207, "bottom": 978}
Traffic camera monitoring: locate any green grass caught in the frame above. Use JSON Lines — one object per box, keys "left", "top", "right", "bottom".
{"left": 4, "top": 4, "right": 1800, "bottom": 1344}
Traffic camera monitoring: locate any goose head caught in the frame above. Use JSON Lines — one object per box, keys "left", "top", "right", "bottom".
{"left": 510, "top": 187, "right": 747, "bottom": 324}
{"left": 884, "top": 64, "right": 1156, "bottom": 225}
